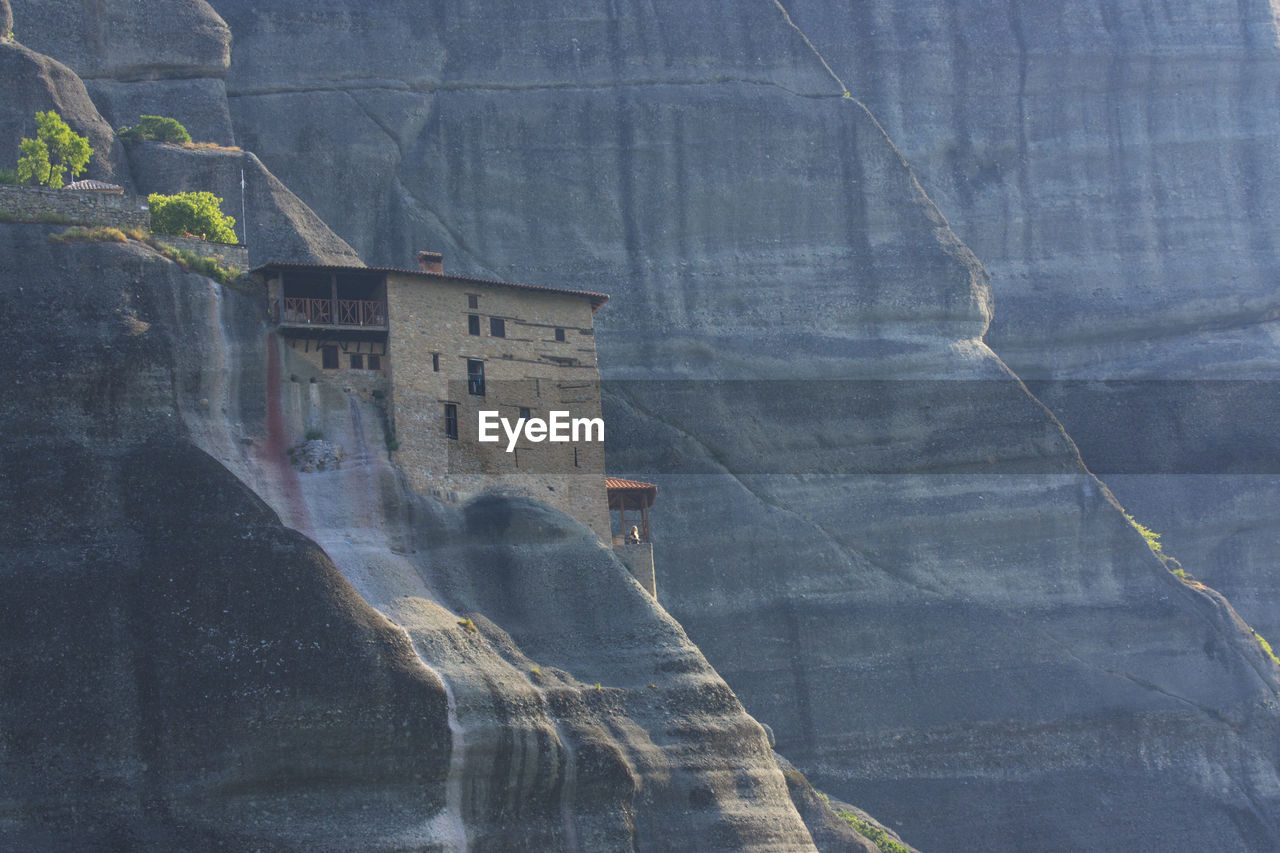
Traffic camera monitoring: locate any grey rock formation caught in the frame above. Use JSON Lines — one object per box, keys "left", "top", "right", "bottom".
{"left": 0, "top": 41, "right": 130, "bottom": 187}
{"left": 88, "top": 77, "right": 236, "bottom": 146}
{"left": 8, "top": 0, "right": 229, "bottom": 80}
{"left": 0, "top": 225, "right": 818, "bottom": 849}
{"left": 775, "top": 755, "right": 885, "bottom": 853}
{"left": 125, "top": 142, "right": 362, "bottom": 266}
{"left": 195, "top": 2, "right": 1280, "bottom": 850}
{"left": 761, "top": 0, "right": 1280, "bottom": 651}
{"left": 8, "top": 0, "right": 234, "bottom": 145}
{"left": 6, "top": 1, "right": 1280, "bottom": 850}
{"left": 0, "top": 227, "right": 449, "bottom": 850}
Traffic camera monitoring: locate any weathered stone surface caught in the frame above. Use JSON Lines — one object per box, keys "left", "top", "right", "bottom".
{"left": 760, "top": 0, "right": 1280, "bottom": 660}
{"left": 86, "top": 77, "right": 236, "bottom": 146}
{"left": 10, "top": 1, "right": 1280, "bottom": 850}
{"left": 0, "top": 225, "right": 820, "bottom": 849}
{"left": 775, "top": 755, "right": 882, "bottom": 853}
{"left": 0, "top": 184, "right": 149, "bottom": 229}
{"left": 0, "top": 41, "right": 130, "bottom": 187}
{"left": 1, "top": 2, "right": 11, "bottom": 39}
{"left": 0, "top": 226, "right": 449, "bottom": 850}
{"left": 8, "top": 0, "right": 229, "bottom": 80}
{"left": 198, "top": 3, "right": 1280, "bottom": 850}
{"left": 125, "top": 142, "right": 362, "bottom": 266}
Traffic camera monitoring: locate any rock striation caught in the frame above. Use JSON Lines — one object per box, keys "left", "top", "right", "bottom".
{"left": 193, "top": 2, "right": 1280, "bottom": 851}
{"left": 6, "top": 2, "right": 1280, "bottom": 851}
{"left": 0, "top": 226, "right": 819, "bottom": 849}
{"left": 759, "top": 0, "right": 1280, "bottom": 649}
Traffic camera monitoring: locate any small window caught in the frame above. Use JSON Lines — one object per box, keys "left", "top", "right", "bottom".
{"left": 368, "top": 354, "right": 381, "bottom": 370}
{"left": 349, "top": 353, "right": 364, "bottom": 369}
{"left": 574, "top": 446, "right": 579, "bottom": 468}
{"left": 444, "top": 403, "right": 458, "bottom": 439}
{"left": 467, "top": 294, "right": 478, "bottom": 309}
{"left": 468, "top": 314, "right": 480, "bottom": 336}
{"left": 431, "top": 353, "right": 439, "bottom": 372}
{"left": 490, "top": 317, "right": 505, "bottom": 338}
{"left": 555, "top": 327, "right": 566, "bottom": 342}
{"left": 519, "top": 407, "right": 531, "bottom": 420}
{"left": 321, "top": 346, "right": 338, "bottom": 369}
{"left": 467, "top": 359, "right": 485, "bottom": 397}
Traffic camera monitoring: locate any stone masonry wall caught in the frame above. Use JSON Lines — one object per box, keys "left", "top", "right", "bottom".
{"left": 0, "top": 184, "right": 150, "bottom": 230}
{"left": 282, "top": 336, "right": 389, "bottom": 404}
{"left": 385, "top": 271, "right": 610, "bottom": 540}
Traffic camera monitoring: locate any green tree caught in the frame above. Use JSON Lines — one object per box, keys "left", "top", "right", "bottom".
{"left": 16, "top": 110, "right": 91, "bottom": 188}
{"left": 148, "top": 191, "right": 238, "bottom": 243}
{"left": 117, "top": 115, "right": 191, "bottom": 144}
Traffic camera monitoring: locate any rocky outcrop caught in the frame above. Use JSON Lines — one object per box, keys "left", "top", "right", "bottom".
{"left": 7, "top": 2, "right": 1280, "bottom": 850}
{"left": 8, "top": 0, "right": 234, "bottom": 144}
{"left": 87, "top": 77, "right": 236, "bottom": 146}
{"left": 0, "top": 227, "right": 448, "bottom": 850}
{"left": 0, "top": 41, "right": 130, "bottom": 187}
{"left": 195, "top": 3, "right": 1280, "bottom": 851}
{"left": 125, "top": 141, "right": 363, "bottom": 266}
{"left": 8, "top": 0, "right": 229, "bottom": 80}
{"left": 0, "top": 225, "right": 818, "bottom": 849}
{"left": 757, "top": 0, "right": 1280, "bottom": 652}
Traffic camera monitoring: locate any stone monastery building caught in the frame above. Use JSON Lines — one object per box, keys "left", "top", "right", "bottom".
{"left": 254, "top": 251, "right": 630, "bottom": 549}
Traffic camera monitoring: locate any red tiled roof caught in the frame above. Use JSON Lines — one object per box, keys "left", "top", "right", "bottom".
{"left": 606, "top": 478, "right": 657, "bottom": 492}
{"left": 251, "top": 260, "right": 609, "bottom": 312}
{"left": 64, "top": 179, "right": 124, "bottom": 192}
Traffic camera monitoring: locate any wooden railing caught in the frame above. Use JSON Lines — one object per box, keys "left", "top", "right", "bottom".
{"left": 280, "top": 297, "right": 386, "bottom": 327}
{"left": 337, "top": 298, "right": 386, "bottom": 326}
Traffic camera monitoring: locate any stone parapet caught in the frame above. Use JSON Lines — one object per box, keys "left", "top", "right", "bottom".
{"left": 0, "top": 184, "right": 150, "bottom": 230}
{"left": 613, "top": 542, "right": 656, "bottom": 598}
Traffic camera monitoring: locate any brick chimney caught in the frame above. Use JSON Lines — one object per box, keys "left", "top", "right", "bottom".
{"left": 416, "top": 251, "right": 443, "bottom": 274}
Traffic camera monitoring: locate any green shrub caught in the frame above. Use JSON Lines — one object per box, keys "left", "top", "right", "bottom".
{"left": 304, "top": 428, "right": 324, "bottom": 441}
{"left": 148, "top": 191, "right": 237, "bottom": 243}
{"left": 49, "top": 226, "right": 130, "bottom": 243}
{"left": 16, "top": 111, "right": 91, "bottom": 188}
{"left": 118, "top": 115, "right": 192, "bottom": 145}
{"left": 1254, "top": 631, "right": 1280, "bottom": 666}
{"left": 834, "top": 810, "right": 912, "bottom": 853}
{"left": 146, "top": 238, "right": 240, "bottom": 284}
{"left": 0, "top": 170, "right": 18, "bottom": 185}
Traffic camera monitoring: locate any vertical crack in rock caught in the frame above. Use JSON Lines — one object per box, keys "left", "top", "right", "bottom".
{"left": 769, "top": 0, "right": 851, "bottom": 97}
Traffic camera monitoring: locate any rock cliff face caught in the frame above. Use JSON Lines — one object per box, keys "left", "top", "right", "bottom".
{"left": 0, "top": 40, "right": 130, "bottom": 187}
{"left": 9, "top": 0, "right": 235, "bottom": 144}
{"left": 164, "top": 2, "right": 1280, "bottom": 849}
{"left": 771, "top": 0, "right": 1280, "bottom": 649}
{"left": 124, "top": 142, "right": 363, "bottom": 266}
{"left": 7, "top": 1, "right": 1280, "bottom": 851}
{"left": 0, "top": 229, "right": 819, "bottom": 850}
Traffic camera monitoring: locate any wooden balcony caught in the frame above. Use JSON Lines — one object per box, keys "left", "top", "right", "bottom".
{"left": 278, "top": 297, "right": 387, "bottom": 331}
